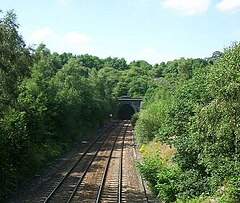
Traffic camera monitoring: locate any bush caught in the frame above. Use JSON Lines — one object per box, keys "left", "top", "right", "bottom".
{"left": 218, "top": 176, "right": 240, "bottom": 203}
{"left": 138, "top": 153, "right": 180, "bottom": 203}
{"left": 176, "top": 169, "right": 210, "bottom": 200}
{"left": 156, "top": 165, "right": 180, "bottom": 202}
{"left": 135, "top": 101, "right": 169, "bottom": 144}
{"left": 130, "top": 112, "right": 139, "bottom": 127}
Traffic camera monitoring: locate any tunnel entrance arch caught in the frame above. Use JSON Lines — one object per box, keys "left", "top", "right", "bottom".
{"left": 118, "top": 103, "right": 136, "bottom": 120}
{"left": 116, "top": 97, "right": 143, "bottom": 120}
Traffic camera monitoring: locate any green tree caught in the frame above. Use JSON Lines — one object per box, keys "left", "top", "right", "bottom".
{"left": 0, "top": 10, "right": 32, "bottom": 109}
{"left": 103, "top": 57, "right": 128, "bottom": 70}
{"left": 193, "top": 43, "right": 240, "bottom": 189}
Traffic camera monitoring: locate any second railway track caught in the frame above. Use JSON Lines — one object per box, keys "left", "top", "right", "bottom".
{"left": 9, "top": 120, "right": 154, "bottom": 203}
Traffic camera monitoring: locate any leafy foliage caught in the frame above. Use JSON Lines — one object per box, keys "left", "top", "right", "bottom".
{"left": 0, "top": 10, "right": 155, "bottom": 201}
{"left": 1, "top": 10, "right": 239, "bottom": 203}
{"left": 135, "top": 43, "right": 240, "bottom": 202}
{"left": 139, "top": 147, "right": 180, "bottom": 203}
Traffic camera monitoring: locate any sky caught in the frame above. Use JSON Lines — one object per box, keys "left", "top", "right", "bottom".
{"left": 1, "top": 0, "right": 240, "bottom": 64}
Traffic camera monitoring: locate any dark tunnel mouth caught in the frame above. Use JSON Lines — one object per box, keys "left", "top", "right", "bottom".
{"left": 118, "top": 104, "right": 135, "bottom": 120}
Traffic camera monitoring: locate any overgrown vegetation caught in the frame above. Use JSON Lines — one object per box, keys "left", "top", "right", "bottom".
{"left": 1, "top": 10, "right": 239, "bottom": 202}
{"left": 135, "top": 45, "right": 240, "bottom": 202}
{"left": 0, "top": 10, "right": 153, "bottom": 200}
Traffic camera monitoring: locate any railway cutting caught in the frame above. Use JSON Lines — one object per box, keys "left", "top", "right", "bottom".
{"left": 8, "top": 121, "right": 158, "bottom": 203}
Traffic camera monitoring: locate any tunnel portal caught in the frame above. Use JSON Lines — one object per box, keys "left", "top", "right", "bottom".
{"left": 118, "top": 104, "right": 135, "bottom": 120}
{"left": 116, "top": 97, "right": 142, "bottom": 120}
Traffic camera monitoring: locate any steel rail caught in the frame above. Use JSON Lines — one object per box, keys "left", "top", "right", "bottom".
{"left": 43, "top": 121, "right": 117, "bottom": 203}
{"left": 118, "top": 122, "right": 128, "bottom": 203}
{"left": 67, "top": 121, "right": 125, "bottom": 203}
{"left": 132, "top": 125, "right": 149, "bottom": 203}
{"left": 95, "top": 121, "right": 128, "bottom": 203}
{"left": 140, "top": 173, "right": 150, "bottom": 203}
{"left": 96, "top": 123, "right": 127, "bottom": 203}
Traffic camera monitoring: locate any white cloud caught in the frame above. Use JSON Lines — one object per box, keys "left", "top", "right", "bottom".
{"left": 29, "top": 27, "right": 92, "bottom": 54}
{"left": 216, "top": 0, "right": 240, "bottom": 12}
{"left": 53, "top": 0, "right": 73, "bottom": 6}
{"left": 63, "top": 31, "right": 90, "bottom": 45}
{"left": 31, "top": 27, "right": 55, "bottom": 41}
{"left": 138, "top": 0, "right": 151, "bottom": 2}
{"left": 162, "top": 0, "right": 211, "bottom": 15}
{"left": 237, "top": 28, "right": 240, "bottom": 38}
{"left": 138, "top": 48, "right": 176, "bottom": 63}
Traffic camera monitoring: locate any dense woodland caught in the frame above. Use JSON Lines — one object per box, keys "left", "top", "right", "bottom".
{"left": 0, "top": 10, "right": 239, "bottom": 202}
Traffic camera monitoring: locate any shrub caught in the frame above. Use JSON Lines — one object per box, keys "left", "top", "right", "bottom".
{"left": 138, "top": 149, "right": 180, "bottom": 203}
{"left": 218, "top": 176, "right": 240, "bottom": 203}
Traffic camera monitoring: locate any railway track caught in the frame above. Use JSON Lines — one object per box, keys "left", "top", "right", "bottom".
{"left": 9, "top": 120, "right": 152, "bottom": 202}
{"left": 42, "top": 121, "right": 121, "bottom": 202}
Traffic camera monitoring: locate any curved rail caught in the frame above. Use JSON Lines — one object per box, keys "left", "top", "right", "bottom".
{"left": 43, "top": 121, "right": 117, "bottom": 203}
